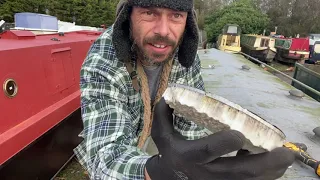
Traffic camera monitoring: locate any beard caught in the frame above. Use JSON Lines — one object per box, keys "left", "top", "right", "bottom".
{"left": 129, "top": 27, "right": 183, "bottom": 66}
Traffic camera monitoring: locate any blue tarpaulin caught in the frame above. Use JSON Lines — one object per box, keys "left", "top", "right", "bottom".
{"left": 14, "top": 13, "right": 58, "bottom": 31}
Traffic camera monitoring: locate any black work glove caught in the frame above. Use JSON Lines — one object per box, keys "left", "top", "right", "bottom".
{"left": 145, "top": 98, "right": 295, "bottom": 180}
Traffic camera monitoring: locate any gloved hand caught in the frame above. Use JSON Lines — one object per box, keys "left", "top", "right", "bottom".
{"left": 145, "top": 98, "right": 295, "bottom": 180}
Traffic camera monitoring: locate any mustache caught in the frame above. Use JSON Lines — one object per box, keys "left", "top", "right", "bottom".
{"left": 143, "top": 34, "right": 176, "bottom": 47}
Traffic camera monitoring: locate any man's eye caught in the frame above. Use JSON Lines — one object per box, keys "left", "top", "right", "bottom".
{"left": 173, "top": 14, "right": 182, "bottom": 18}
{"left": 141, "top": 10, "right": 156, "bottom": 21}
{"left": 146, "top": 11, "right": 153, "bottom": 16}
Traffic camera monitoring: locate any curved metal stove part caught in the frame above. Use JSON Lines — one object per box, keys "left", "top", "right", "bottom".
{"left": 163, "top": 83, "right": 286, "bottom": 153}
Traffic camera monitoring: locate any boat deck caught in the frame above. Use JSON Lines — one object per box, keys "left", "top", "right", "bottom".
{"left": 199, "top": 48, "right": 320, "bottom": 179}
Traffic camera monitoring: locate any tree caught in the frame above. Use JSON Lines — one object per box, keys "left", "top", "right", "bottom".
{"left": 257, "top": 0, "right": 320, "bottom": 37}
{"left": 194, "top": 0, "right": 226, "bottom": 30}
{"left": 0, "top": 0, "right": 118, "bottom": 27}
{"left": 47, "top": 0, "right": 117, "bottom": 27}
{"left": 263, "top": 0, "right": 296, "bottom": 36}
{"left": 204, "top": 0, "right": 270, "bottom": 42}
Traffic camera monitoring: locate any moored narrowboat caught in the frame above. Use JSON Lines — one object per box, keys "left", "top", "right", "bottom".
{"left": 308, "top": 41, "right": 320, "bottom": 64}
{"left": 0, "top": 13, "right": 101, "bottom": 179}
{"left": 274, "top": 37, "right": 310, "bottom": 64}
{"left": 309, "top": 34, "right": 320, "bottom": 53}
{"left": 216, "top": 24, "right": 241, "bottom": 53}
{"left": 240, "top": 34, "right": 276, "bottom": 63}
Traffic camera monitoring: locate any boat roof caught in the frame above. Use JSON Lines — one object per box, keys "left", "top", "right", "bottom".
{"left": 310, "top": 34, "right": 320, "bottom": 36}
{"left": 242, "top": 34, "right": 275, "bottom": 39}
{"left": 0, "top": 30, "right": 101, "bottom": 51}
{"left": 224, "top": 23, "right": 240, "bottom": 27}
{"left": 198, "top": 48, "right": 320, "bottom": 179}
{"left": 0, "top": 12, "right": 104, "bottom": 51}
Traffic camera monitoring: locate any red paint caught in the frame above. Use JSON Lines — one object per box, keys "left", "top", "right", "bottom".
{"left": 1, "top": 30, "right": 36, "bottom": 40}
{"left": 0, "top": 30, "right": 101, "bottom": 165}
{"left": 276, "top": 37, "right": 310, "bottom": 62}
{"left": 276, "top": 37, "right": 310, "bottom": 52}
{"left": 289, "top": 38, "right": 310, "bottom": 52}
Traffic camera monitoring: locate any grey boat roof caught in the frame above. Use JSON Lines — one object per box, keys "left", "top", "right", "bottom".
{"left": 198, "top": 48, "right": 320, "bottom": 179}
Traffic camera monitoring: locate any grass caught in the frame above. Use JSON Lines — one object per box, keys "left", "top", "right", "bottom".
{"left": 54, "top": 158, "right": 89, "bottom": 180}
{"left": 267, "top": 63, "right": 294, "bottom": 74}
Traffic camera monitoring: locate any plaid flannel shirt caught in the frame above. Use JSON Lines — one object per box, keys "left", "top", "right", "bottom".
{"left": 74, "top": 26, "right": 210, "bottom": 180}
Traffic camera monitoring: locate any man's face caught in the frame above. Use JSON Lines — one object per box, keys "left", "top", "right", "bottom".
{"left": 130, "top": 7, "right": 188, "bottom": 65}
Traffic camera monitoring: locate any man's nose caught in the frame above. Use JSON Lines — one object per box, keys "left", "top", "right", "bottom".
{"left": 153, "top": 16, "right": 169, "bottom": 37}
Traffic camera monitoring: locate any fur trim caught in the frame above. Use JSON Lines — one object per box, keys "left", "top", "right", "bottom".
{"left": 127, "top": 0, "right": 193, "bottom": 12}
{"left": 112, "top": 2, "right": 132, "bottom": 62}
{"left": 179, "top": 10, "right": 199, "bottom": 68}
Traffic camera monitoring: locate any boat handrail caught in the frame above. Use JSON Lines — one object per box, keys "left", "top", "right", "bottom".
{"left": 231, "top": 50, "right": 320, "bottom": 97}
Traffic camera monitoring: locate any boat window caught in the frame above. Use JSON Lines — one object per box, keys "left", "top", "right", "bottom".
{"left": 226, "top": 36, "right": 236, "bottom": 46}
{"left": 260, "top": 38, "right": 270, "bottom": 47}
{"left": 314, "top": 44, "right": 320, "bottom": 53}
{"left": 265, "top": 39, "right": 269, "bottom": 47}
{"left": 249, "top": 37, "right": 255, "bottom": 46}
{"left": 260, "top": 39, "right": 266, "bottom": 47}
{"left": 227, "top": 26, "right": 238, "bottom": 34}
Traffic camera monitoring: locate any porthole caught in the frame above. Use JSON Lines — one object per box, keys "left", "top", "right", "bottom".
{"left": 3, "top": 79, "right": 18, "bottom": 98}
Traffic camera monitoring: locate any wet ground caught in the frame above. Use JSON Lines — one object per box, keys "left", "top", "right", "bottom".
{"left": 56, "top": 52, "right": 296, "bottom": 180}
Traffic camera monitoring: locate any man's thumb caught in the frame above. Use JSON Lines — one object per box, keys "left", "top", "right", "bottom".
{"left": 152, "top": 98, "right": 175, "bottom": 138}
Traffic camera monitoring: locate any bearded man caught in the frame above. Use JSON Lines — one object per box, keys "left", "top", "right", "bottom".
{"left": 74, "top": 0, "right": 295, "bottom": 179}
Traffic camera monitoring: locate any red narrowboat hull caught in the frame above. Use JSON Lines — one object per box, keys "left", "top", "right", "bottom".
{"left": 0, "top": 30, "right": 101, "bottom": 179}
{"left": 275, "top": 37, "right": 310, "bottom": 64}
{"left": 276, "top": 49, "right": 310, "bottom": 64}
